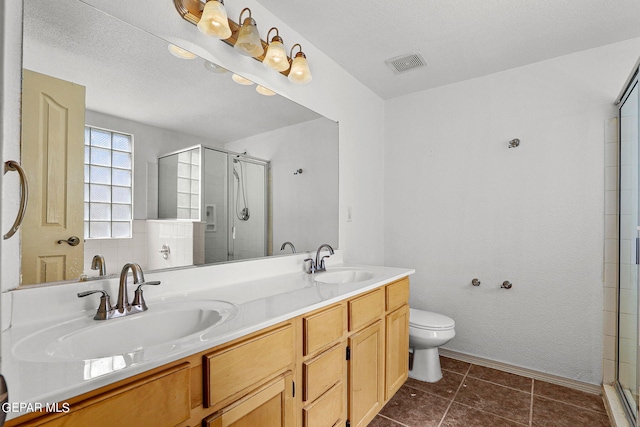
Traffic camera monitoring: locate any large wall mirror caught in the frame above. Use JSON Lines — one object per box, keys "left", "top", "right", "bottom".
{"left": 19, "top": 0, "right": 338, "bottom": 286}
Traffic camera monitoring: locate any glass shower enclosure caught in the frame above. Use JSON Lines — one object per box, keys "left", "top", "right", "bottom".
{"left": 158, "top": 145, "right": 269, "bottom": 263}
{"left": 617, "top": 62, "right": 639, "bottom": 425}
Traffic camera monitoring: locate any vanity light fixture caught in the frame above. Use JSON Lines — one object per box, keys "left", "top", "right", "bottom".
{"left": 263, "top": 28, "right": 290, "bottom": 72}
{"left": 288, "top": 44, "right": 312, "bottom": 84}
{"left": 231, "top": 73, "right": 254, "bottom": 85}
{"left": 197, "top": 0, "right": 232, "bottom": 39}
{"left": 168, "top": 44, "right": 197, "bottom": 59}
{"left": 256, "top": 85, "right": 276, "bottom": 96}
{"left": 234, "top": 8, "right": 264, "bottom": 58}
{"left": 174, "top": 0, "right": 312, "bottom": 84}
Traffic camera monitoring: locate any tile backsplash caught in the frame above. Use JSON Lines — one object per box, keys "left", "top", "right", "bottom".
{"left": 83, "top": 219, "right": 204, "bottom": 277}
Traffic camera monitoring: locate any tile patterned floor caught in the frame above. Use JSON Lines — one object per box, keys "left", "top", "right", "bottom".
{"left": 369, "top": 356, "right": 611, "bottom": 427}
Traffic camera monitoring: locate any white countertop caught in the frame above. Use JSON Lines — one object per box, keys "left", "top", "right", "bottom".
{"left": 1, "top": 254, "right": 413, "bottom": 420}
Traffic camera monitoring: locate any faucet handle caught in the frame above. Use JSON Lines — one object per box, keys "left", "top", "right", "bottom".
{"left": 132, "top": 281, "right": 161, "bottom": 310}
{"left": 304, "top": 258, "right": 316, "bottom": 274}
{"left": 78, "top": 290, "right": 112, "bottom": 320}
{"left": 319, "top": 255, "right": 331, "bottom": 271}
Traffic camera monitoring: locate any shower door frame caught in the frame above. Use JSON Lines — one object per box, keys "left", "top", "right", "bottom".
{"left": 616, "top": 64, "right": 640, "bottom": 427}
{"left": 226, "top": 154, "right": 270, "bottom": 262}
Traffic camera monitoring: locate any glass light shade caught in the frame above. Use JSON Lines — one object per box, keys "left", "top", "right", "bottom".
{"left": 256, "top": 85, "right": 276, "bottom": 96}
{"left": 231, "top": 74, "right": 254, "bottom": 85}
{"left": 235, "top": 18, "right": 264, "bottom": 57}
{"left": 204, "top": 61, "right": 228, "bottom": 73}
{"left": 197, "top": 0, "right": 232, "bottom": 39}
{"left": 288, "top": 54, "right": 312, "bottom": 84}
{"left": 168, "top": 44, "right": 197, "bottom": 59}
{"left": 263, "top": 40, "right": 289, "bottom": 72}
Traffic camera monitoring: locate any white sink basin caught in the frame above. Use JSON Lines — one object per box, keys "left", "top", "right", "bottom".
{"left": 12, "top": 300, "right": 237, "bottom": 363}
{"left": 314, "top": 268, "right": 374, "bottom": 284}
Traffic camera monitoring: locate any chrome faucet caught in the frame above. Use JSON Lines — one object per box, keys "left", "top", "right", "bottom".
{"left": 280, "top": 241, "right": 296, "bottom": 253}
{"left": 78, "top": 262, "right": 160, "bottom": 320}
{"left": 91, "top": 254, "right": 106, "bottom": 276}
{"left": 305, "top": 244, "right": 334, "bottom": 274}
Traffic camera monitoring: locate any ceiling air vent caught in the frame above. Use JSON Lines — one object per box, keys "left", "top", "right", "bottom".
{"left": 385, "top": 52, "right": 427, "bottom": 74}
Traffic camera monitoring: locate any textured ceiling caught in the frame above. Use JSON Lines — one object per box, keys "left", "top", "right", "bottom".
{"left": 256, "top": 0, "right": 640, "bottom": 99}
{"left": 23, "top": 0, "right": 320, "bottom": 144}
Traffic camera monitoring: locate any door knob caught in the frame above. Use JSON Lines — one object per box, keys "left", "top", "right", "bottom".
{"left": 57, "top": 236, "right": 80, "bottom": 246}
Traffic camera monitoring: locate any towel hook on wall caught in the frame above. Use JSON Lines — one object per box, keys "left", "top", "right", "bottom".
{"left": 508, "top": 139, "right": 520, "bottom": 148}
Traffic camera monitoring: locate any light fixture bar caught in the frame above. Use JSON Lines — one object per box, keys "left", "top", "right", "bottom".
{"left": 174, "top": 0, "right": 292, "bottom": 76}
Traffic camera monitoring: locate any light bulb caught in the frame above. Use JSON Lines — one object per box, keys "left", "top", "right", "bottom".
{"left": 288, "top": 53, "right": 312, "bottom": 84}
{"left": 256, "top": 85, "right": 276, "bottom": 96}
{"left": 232, "top": 74, "right": 254, "bottom": 85}
{"left": 263, "top": 38, "right": 289, "bottom": 72}
{"left": 234, "top": 13, "right": 264, "bottom": 58}
{"left": 197, "top": 0, "right": 232, "bottom": 39}
{"left": 204, "top": 61, "right": 228, "bottom": 73}
{"left": 168, "top": 44, "right": 197, "bottom": 59}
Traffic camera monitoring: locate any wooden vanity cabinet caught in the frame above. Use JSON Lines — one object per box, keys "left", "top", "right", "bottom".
{"left": 201, "top": 322, "right": 296, "bottom": 427}
{"left": 384, "top": 278, "right": 410, "bottom": 400}
{"left": 6, "top": 362, "right": 192, "bottom": 427}
{"left": 299, "top": 277, "right": 411, "bottom": 427}
{"left": 299, "top": 304, "right": 347, "bottom": 427}
{"left": 7, "top": 277, "right": 410, "bottom": 427}
{"left": 202, "top": 372, "right": 294, "bottom": 427}
{"left": 203, "top": 324, "right": 295, "bottom": 412}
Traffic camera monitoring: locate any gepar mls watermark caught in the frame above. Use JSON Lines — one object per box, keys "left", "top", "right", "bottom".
{"left": 2, "top": 402, "right": 70, "bottom": 414}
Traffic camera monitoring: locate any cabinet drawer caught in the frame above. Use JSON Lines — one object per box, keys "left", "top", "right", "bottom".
{"left": 205, "top": 324, "right": 294, "bottom": 410}
{"left": 303, "top": 381, "right": 344, "bottom": 427}
{"left": 303, "top": 343, "right": 345, "bottom": 402}
{"left": 39, "top": 364, "right": 191, "bottom": 427}
{"left": 303, "top": 304, "right": 344, "bottom": 356}
{"left": 386, "top": 278, "right": 409, "bottom": 312}
{"left": 348, "top": 289, "right": 384, "bottom": 331}
{"left": 203, "top": 374, "right": 293, "bottom": 427}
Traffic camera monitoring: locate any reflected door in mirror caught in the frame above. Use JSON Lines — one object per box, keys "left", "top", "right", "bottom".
{"left": 21, "top": 70, "right": 85, "bottom": 284}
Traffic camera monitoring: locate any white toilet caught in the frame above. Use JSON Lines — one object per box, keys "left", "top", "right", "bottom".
{"left": 408, "top": 308, "right": 456, "bottom": 383}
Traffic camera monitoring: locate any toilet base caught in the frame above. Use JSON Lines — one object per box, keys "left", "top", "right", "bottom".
{"left": 408, "top": 347, "right": 442, "bottom": 383}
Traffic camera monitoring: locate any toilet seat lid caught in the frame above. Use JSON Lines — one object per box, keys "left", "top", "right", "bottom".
{"left": 409, "top": 308, "right": 455, "bottom": 330}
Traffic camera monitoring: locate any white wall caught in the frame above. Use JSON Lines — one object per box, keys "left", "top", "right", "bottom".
{"left": 79, "top": 0, "right": 386, "bottom": 265}
{"left": 86, "top": 110, "right": 222, "bottom": 220}
{"left": 384, "top": 38, "right": 640, "bottom": 384}
{"left": 0, "top": 0, "right": 385, "bottom": 299}
{"left": 0, "top": 1, "right": 23, "bottom": 301}
{"left": 225, "top": 118, "right": 339, "bottom": 254}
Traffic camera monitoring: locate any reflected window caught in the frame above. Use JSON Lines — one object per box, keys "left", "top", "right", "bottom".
{"left": 84, "top": 126, "right": 133, "bottom": 238}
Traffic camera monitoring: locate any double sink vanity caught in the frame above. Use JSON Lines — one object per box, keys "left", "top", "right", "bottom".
{"left": 2, "top": 252, "right": 413, "bottom": 427}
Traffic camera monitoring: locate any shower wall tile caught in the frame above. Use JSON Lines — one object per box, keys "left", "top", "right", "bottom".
{"left": 602, "top": 117, "right": 618, "bottom": 385}
{"left": 146, "top": 220, "right": 198, "bottom": 271}
{"left": 603, "top": 310, "right": 616, "bottom": 337}
{"left": 605, "top": 166, "right": 618, "bottom": 191}
{"left": 83, "top": 220, "right": 149, "bottom": 277}
{"left": 603, "top": 286, "right": 616, "bottom": 313}
{"left": 603, "top": 262, "right": 618, "bottom": 288}
{"left": 147, "top": 162, "right": 159, "bottom": 219}
{"left": 605, "top": 117, "right": 618, "bottom": 144}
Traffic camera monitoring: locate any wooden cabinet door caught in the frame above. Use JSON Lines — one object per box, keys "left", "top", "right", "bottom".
{"left": 21, "top": 69, "right": 86, "bottom": 285}
{"left": 385, "top": 304, "right": 409, "bottom": 400}
{"left": 203, "top": 373, "right": 294, "bottom": 427}
{"left": 32, "top": 364, "right": 191, "bottom": 427}
{"left": 348, "top": 320, "right": 384, "bottom": 427}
